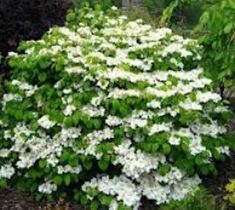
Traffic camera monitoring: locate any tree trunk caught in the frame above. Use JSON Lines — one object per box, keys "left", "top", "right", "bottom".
{"left": 131, "top": 0, "right": 143, "bottom": 8}
{"left": 122, "top": 0, "right": 130, "bottom": 12}
{"left": 122, "top": 0, "right": 143, "bottom": 11}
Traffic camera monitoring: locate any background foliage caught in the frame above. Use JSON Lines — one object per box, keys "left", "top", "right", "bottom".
{"left": 0, "top": 0, "right": 72, "bottom": 56}
{"left": 195, "top": 0, "right": 235, "bottom": 98}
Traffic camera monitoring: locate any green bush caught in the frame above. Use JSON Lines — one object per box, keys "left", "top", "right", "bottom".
{"left": 195, "top": 0, "right": 235, "bottom": 97}
{"left": 0, "top": 6, "right": 234, "bottom": 209}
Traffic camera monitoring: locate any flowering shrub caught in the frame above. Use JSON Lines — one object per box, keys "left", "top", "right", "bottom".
{"left": 0, "top": 6, "right": 234, "bottom": 210}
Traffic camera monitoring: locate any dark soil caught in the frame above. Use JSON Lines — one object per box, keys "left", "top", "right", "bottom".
{"left": 0, "top": 188, "right": 84, "bottom": 210}
{"left": 202, "top": 152, "right": 235, "bottom": 210}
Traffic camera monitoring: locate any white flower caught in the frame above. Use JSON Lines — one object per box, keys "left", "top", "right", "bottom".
{"left": 147, "top": 100, "right": 161, "bottom": 109}
{"left": 149, "top": 123, "right": 171, "bottom": 135}
{"left": 2, "top": 93, "right": 22, "bottom": 107}
{"left": 64, "top": 104, "right": 76, "bottom": 116}
{"left": 91, "top": 96, "right": 103, "bottom": 106}
{"left": 82, "top": 175, "right": 141, "bottom": 208}
{"left": 65, "top": 66, "right": 85, "bottom": 74}
{"left": 0, "top": 164, "right": 15, "bottom": 179}
{"left": 106, "top": 116, "right": 122, "bottom": 126}
{"left": 169, "top": 136, "right": 181, "bottom": 145}
{"left": 108, "top": 88, "right": 141, "bottom": 99}
{"left": 38, "top": 181, "right": 57, "bottom": 194}
{"left": 179, "top": 100, "right": 202, "bottom": 111}
{"left": 57, "top": 165, "right": 82, "bottom": 174}
{"left": 63, "top": 88, "right": 72, "bottom": 94}
{"left": 111, "top": 6, "right": 118, "bottom": 11}
{"left": 140, "top": 172, "right": 201, "bottom": 205}
{"left": 197, "top": 91, "right": 221, "bottom": 103}
{"left": 61, "top": 127, "right": 81, "bottom": 139}
{"left": 216, "top": 146, "right": 230, "bottom": 156}
{"left": 126, "top": 118, "right": 147, "bottom": 129}
{"left": 114, "top": 140, "right": 165, "bottom": 179}
{"left": 0, "top": 149, "right": 10, "bottom": 158}
{"left": 189, "top": 136, "right": 206, "bottom": 156}
{"left": 11, "top": 80, "right": 38, "bottom": 97}
{"left": 82, "top": 105, "right": 105, "bottom": 117}
{"left": 109, "top": 199, "right": 118, "bottom": 210}
{"left": 97, "top": 80, "right": 109, "bottom": 89}
{"left": 190, "top": 122, "right": 226, "bottom": 138}
{"left": 38, "top": 115, "right": 56, "bottom": 129}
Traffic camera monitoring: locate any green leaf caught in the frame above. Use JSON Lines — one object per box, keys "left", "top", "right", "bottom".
{"left": 195, "top": 156, "right": 204, "bottom": 166}
{"left": 64, "top": 174, "right": 71, "bottom": 186}
{"left": 39, "top": 57, "right": 51, "bottom": 69}
{"left": 35, "top": 194, "right": 43, "bottom": 201}
{"left": 224, "top": 22, "right": 234, "bottom": 34}
{"left": 38, "top": 72, "right": 47, "bottom": 82}
{"left": 80, "top": 194, "right": 88, "bottom": 205}
{"left": 39, "top": 160, "right": 46, "bottom": 168}
{"left": 53, "top": 176, "right": 63, "bottom": 186}
{"left": 0, "top": 179, "right": 7, "bottom": 188}
{"left": 83, "top": 157, "right": 93, "bottom": 170}
{"left": 98, "top": 155, "right": 110, "bottom": 171}
{"left": 162, "top": 143, "right": 171, "bottom": 154}
{"left": 91, "top": 200, "right": 99, "bottom": 210}
{"left": 98, "top": 194, "right": 112, "bottom": 206}
{"left": 158, "top": 164, "right": 171, "bottom": 176}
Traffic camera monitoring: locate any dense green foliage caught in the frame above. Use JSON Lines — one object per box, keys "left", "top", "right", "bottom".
{"left": 195, "top": 0, "right": 235, "bottom": 96}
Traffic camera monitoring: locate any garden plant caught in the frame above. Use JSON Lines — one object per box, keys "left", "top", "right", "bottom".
{"left": 0, "top": 6, "right": 234, "bottom": 210}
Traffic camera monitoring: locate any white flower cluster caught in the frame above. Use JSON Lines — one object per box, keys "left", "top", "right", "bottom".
{"left": 2, "top": 93, "right": 22, "bottom": 108}
{"left": 82, "top": 175, "right": 142, "bottom": 209}
{"left": 0, "top": 164, "right": 15, "bottom": 179}
{"left": 149, "top": 123, "right": 172, "bottom": 135}
{"left": 140, "top": 172, "right": 201, "bottom": 204}
{"left": 82, "top": 169, "right": 201, "bottom": 208}
{"left": 57, "top": 165, "right": 81, "bottom": 174}
{"left": 3, "top": 123, "right": 81, "bottom": 169}
{"left": 113, "top": 140, "right": 166, "bottom": 179}
{"left": 11, "top": 80, "right": 38, "bottom": 97}
{"left": 38, "top": 181, "right": 57, "bottom": 194}
{"left": 38, "top": 115, "right": 56, "bottom": 129}
{"left": 216, "top": 146, "right": 230, "bottom": 156}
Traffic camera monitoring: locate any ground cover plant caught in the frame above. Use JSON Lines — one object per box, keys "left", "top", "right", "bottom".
{"left": 225, "top": 179, "right": 235, "bottom": 206}
{"left": 0, "top": 6, "right": 234, "bottom": 210}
